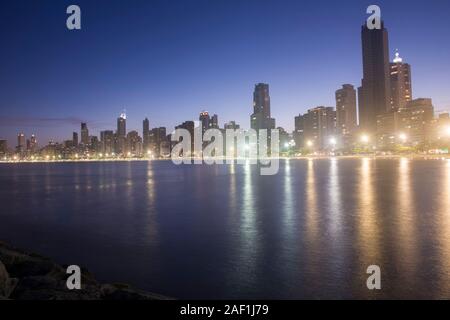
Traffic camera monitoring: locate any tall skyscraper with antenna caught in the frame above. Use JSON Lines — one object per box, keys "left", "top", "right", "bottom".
{"left": 116, "top": 111, "right": 127, "bottom": 154}
{"left": 358, "top": 22, "right": 391, "bottom": 135}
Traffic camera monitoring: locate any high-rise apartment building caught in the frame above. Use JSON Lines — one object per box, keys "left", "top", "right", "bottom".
{"left": 302, "top": 107, "right": 336, "bottom": 150}
{"left": 250, "top": 83, "right": 275, "bottom": 131}
{"left": 199, "top": 111, "right": 210, "bottom": 134}
{"left": 376, "top": 98, "right": 434, "bottom": 147}
{"left": 28, "top": 134, "right": 37, "bottom": 152}
{"left": 81, "top": 123, "right": 89, "bottom": 145}
{"left": 127, "top": 131, "right": 142, "bottom": 156}
{"left": 210, "top": 114, "right": 219, "bottom": 129}
{"left": 390, "top": 50, "right": 412, "bottom": 111}
{"left": 100, "top": 130, "right": 114, "bottom": 154}
{"left": 143, "top": 118, "right": 150, "bottom": 152}
{"left": 294, "top": 114, "right": 306, "bottom": 150}
{"left": 150, "top": 127, "right": 167, "bottom": 156}
{"left": 116, "top": 113, "right": 127, "bottom": 154}
{"left": 73, "top": 132, "right": 78, "bottom": 147}
{"left": 117, "top": 113, "right": 127, "bottom": 138}
{"left": 17, "top": 133, "right": 26, "bottom": 153}
{"left": 335, "top": 84, "right": 357, "bottom": 137}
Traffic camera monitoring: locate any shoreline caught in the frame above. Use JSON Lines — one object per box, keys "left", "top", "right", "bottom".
{"left": 1, "top": 154, "right": 449, "bottom": 164}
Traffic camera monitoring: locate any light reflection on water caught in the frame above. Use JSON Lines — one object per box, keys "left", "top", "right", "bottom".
{"left": 0, "top": 158, "right": 449, "bottom": 299}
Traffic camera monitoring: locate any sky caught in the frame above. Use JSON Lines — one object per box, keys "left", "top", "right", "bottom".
{"left": 1, "top": 0, "right": 450, "bottom": 146}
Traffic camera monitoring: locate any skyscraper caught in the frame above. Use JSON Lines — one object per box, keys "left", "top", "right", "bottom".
{"left": 302, "top": 107, "right": 336, "bottom": 150}
{"left": 17, "top": 133, "right": 26, "bottom": 154}
{"left": 127, "top": 131, "right": 142, "bottom": 156}
{"left": 294, "top": 114, "right": 305, "bottom": 149}
{"left": 0, "top": 140, "right": 7, "bottom": 155}
{"left": 150, "top": 127, "right": 167, "bottom": 156}
{"left": 116, "top": 112, "right": 127, "bottom": 154}
{"left": 29, "top": 134, "right": 37, "bottom": 152}
{"left": 224, "top": 121, "right": 240, "bottom": 130}
{"left": 250, "top": 83, "right": 275, "bottom": 131}
{"left": 199, "top": 111, "right": 210, "bottom": 134}
{"left": 81, "top": 123, "right": 89, "bottom": 145}
{"left": 143, "top": 118, "right": 150, "bottom": 151}
{"left": 117, "top": 113, "right": 127, "bottom": 138}
{"left": 390, "top": 50, "right": 412, "bottom": 111}
{"left": 73, "top": 132, "right": 79, "bottom": 147}
{"left": 358, "top": 22, "right": 391, "bottom": 135}
{"left": 175, "top": 121, "right": 195, "bottom": 156}
{"left": 100, "top": 130, "right": 114, "bottom": 154}
{"left": 210, "top": 114, "right": 219, "bottom": 129}
{"left": 336, "top": 84, "right": 357, "bottom": 137}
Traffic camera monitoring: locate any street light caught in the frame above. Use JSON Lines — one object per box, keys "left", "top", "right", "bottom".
{"left": 360, "top": 134, "right": 370, "bottom": 144}
{"left": 398, "top": 133, "right": 407, "bottom": 143}
{"left": 329, "top": 136, "right": 337, "bottom": 147}
{"left": 445, "top": 126, "right": 450, "bottom": 137}
{"left": 306, "top": 140, "right": 314, "bottom": 147}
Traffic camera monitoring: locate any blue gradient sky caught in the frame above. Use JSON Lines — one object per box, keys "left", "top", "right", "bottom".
{"left": 1, "top": 0, "right": 450, "bottom": 146}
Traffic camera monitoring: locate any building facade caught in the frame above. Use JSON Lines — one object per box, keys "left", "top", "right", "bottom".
{"left": 358, "top": 22, "right": 391, "bottom": 135}
{"left": 336, "top": 84, "right": 357, "bottom": 138}
{"left": 303, "top": 106, "right": 336, "bottom": 150}
{"left": 390, "top": 51, "right": 412, "bottom": 111}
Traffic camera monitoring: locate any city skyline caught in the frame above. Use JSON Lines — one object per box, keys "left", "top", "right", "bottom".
{"left": 1, "top": 0, "right": 450, "bottom": 146}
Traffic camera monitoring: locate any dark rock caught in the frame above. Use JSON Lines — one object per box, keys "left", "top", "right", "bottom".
{"left": 11, "top": 276, "right": 102, "bottom": 300}
{"left": 0, "top": 241, "right": 171, "bottom": 300}
{"left": 0, "top": 260, "right": 18, "bottom": 298}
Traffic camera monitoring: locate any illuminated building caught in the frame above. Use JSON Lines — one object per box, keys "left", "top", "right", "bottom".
{"left": 150, "top": 127, "right": 167, "bottom": 157}
{"left": 175, "top": 121, "right": 195, "bottom": 155}
{"left": 251, "top": 83, "right": 275, "bottom": 131}
{"left": 80, "top": 123, "right": 89, "bottom": 145}
{"left": 250, "top": 83, "right": 276, "bottom": 153}
{"left": 17, "top": 133, "right": 26, "bottom": 154}
{"left": 80, "top": 123, "right": 89, "bottom": 146}
{"left": 199, "top": 111, "right": 210, "bottom": 135}
{"left": 28, "top": 134, "right": 37, "bottom": 152}
{"left": 210, "top": 114, "right": 219, "bottom": 129}
{"left": 73, "top": 132, "right": 78, "bottom": 147}
{"left": 336, "top": 84, "right": 357, "bottom": 138}
{"left": 302, "top": 106, "right": 336, "bottom": 150}
{"left": 143, "top": 118, "right": 150, "bottom": 152}
{"left": 100, "top": 130, "right": 114, "bottom": 154}
{"left": 116, "top": 112, "right": 127, "bottom": 154}
{"left": 398, "top": 98, "right": 434, "bottom": 144}
{"left": 376, "top": 112, "right": 398, "bottom": 147}
{"left": 294, "top": 114, "right": 305, "bottom": 149}
{"left": 127, "top": 131, "right": 142, "bottom": 156}
{"left": 390, "top": 50, "right": 412, "bottom": 111}
{"left": 377, "top": 98, "right": 434, "bottom": 147}
{"left": 0, "top": 140, "right": 7, "bottom": 155}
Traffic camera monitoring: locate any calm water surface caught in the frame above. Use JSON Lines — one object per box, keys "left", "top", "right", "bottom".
{"left": 0, "top": 158, "right": 449, "bottom": 299}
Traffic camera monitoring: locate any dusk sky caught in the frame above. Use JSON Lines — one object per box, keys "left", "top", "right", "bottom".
{"left": 1, "top": 0, "right": 450, "bottom": 146}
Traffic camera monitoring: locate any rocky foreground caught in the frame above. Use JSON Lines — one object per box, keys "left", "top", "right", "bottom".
{"left": 0, "top": 241, "right": 170, "bottom": 300}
